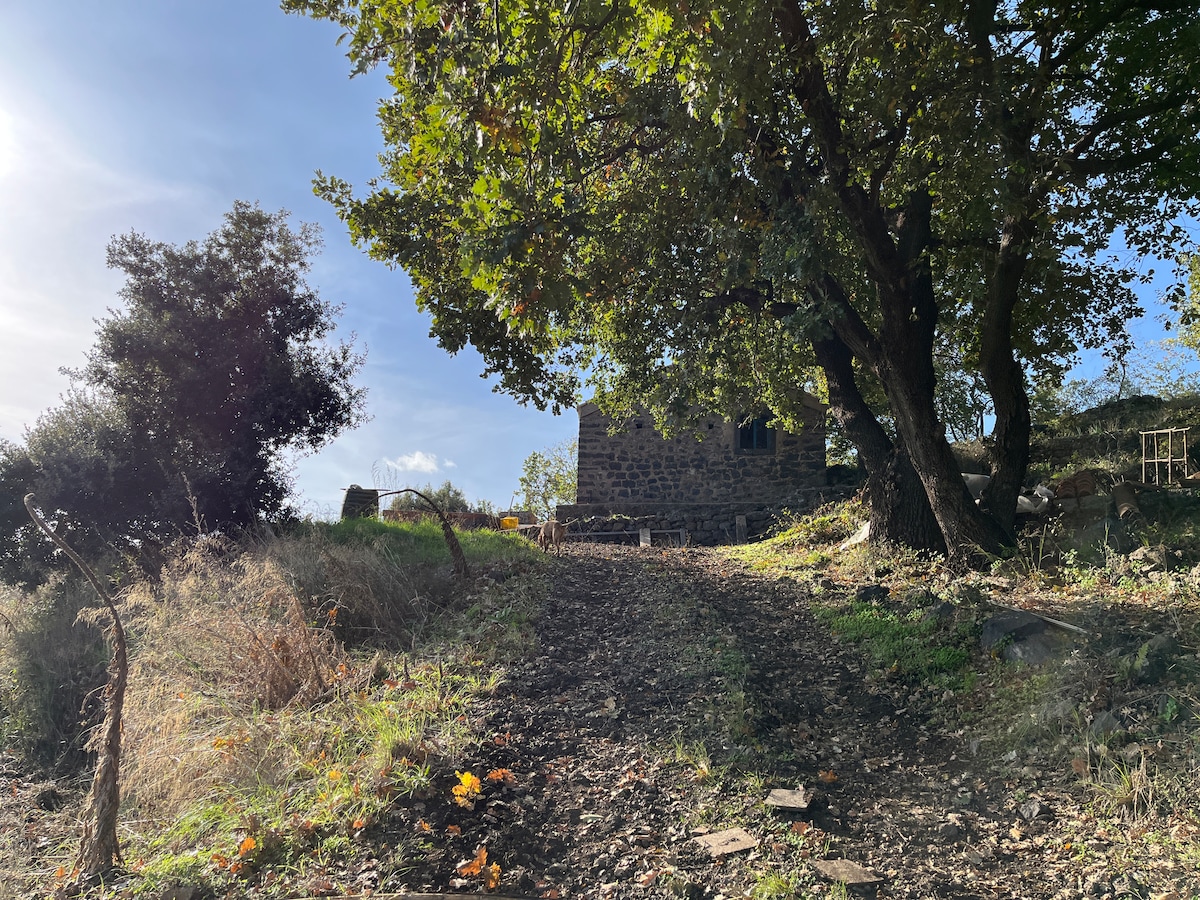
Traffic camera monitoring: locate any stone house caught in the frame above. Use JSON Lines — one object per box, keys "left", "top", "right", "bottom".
{"left": 556, "top": 397, "right": 829, "bottom": 544}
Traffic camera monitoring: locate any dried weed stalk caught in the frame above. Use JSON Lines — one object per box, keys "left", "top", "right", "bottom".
{"left": 24, "top": 494, "right": 126, "bottom": 883}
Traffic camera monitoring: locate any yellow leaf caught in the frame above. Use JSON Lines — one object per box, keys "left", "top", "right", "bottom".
{"left": 327, "top": 768, "right": 343, "bottom": 781}
{"left": 484, "top": 861, "right": 502, "bottom": 890}
{"left": 452, "top": 770, "right": 483, "bottom": 806}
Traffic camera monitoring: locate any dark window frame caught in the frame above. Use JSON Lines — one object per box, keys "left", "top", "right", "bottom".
{"left": 737, "top": 415, "right": 776, "bottom": 453}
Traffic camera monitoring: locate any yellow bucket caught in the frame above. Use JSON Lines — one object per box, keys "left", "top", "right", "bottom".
{"left": 499, "top": 516, "right": 520, "bottom": 530}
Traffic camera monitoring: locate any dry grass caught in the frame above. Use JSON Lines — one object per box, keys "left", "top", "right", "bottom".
{"left": 1, "top": 518, "right": 544, "bottom": 896}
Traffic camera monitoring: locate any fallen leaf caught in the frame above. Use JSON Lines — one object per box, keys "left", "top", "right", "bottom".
{"left": 818, "top": 769, "right": 839, "bottom": 783}
{"left": 447, "top": 825, "right": 462, "bottom": 835}
{"left": 484, "top": 861, "right": 502, "bottom": 890}
{"left": 452, "top": 770, "right": 483, "bottom": 807}
{"left": 237, "top": 836, "right": 256, "bottom": 857}
{"left": 457, "top": 846, "right": 488, "bottom": 877}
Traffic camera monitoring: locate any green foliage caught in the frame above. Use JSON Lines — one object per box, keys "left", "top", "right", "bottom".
{"left": 0, "top": 578, "right": 110, "bottom": 764}
{"left": 0, "top": 202, "right": 366, "bottom": 586}
{"left": 385, "top": 480, "right": 473, "bottom": 513}
{"left": 517, "top": 439, "right": 577, "bottom": 520}
{"left": 322, "top": 515, "right": 532, "bottom": 570}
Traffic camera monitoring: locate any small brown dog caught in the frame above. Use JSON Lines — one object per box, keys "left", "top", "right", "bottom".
{"left": 537, "top": 519, "right": 566, "bottom": 554}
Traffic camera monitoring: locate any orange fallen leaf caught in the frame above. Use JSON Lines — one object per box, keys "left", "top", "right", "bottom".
{"left": 487, "top": 768, "right": 517, "bottom": 785}
{"left": 237, "top": 836, "right": 257, "bottom": 857}
{"left": 211, "top": 853, "right": 230, "bottom": 870}
{"left": 818, "top": 769, "right": 839, "bottom": 783}
{"left": 416, "top": 819, "right": 432, "bottom": 833}
{"left": 457, "top": 846, "right": 488, "bottom": 877}
{"left": 540, "top": 889, "right": 562, "bottom": 899}
{"left": 447, "top": 824, "right": 462, "bottom": 835}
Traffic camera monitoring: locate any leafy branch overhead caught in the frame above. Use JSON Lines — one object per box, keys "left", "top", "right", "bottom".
{"left": 286, "top": 0, "right": 1200, "bottom": 562}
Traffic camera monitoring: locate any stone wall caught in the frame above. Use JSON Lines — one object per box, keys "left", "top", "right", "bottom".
{"left": 560, "top": 400, "right": 831, "bottom": 544}
{"left": 574, "top": 402, "right": 827, "bottom": 507}
{"left": 558, "top": 489, "right": 852, "bottom": 546}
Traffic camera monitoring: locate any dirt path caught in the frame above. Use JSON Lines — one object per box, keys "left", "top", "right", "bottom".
{"left": 372, "top": 544, "right": 1116, "bottom": 899}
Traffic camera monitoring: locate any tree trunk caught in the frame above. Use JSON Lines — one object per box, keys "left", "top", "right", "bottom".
{"left": 812, "top": 330, "right": 945, "bottom": 554}
{"left": 979, "top": 217, "right": 1036, "bottom": 535}
{"left": 820, "top": 192, "right": 1011, "bottom": 567}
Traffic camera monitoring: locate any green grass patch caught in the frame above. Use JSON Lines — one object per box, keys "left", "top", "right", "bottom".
{"left": 812, "top": 599, "right": 976, "bottom": 681}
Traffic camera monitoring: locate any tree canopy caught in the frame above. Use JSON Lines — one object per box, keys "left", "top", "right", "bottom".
{"left": 0, "top": 203, "right": 366, "bottom": 585}
{"left": 286, "top": 0, "right": 1200, "bottom": 562}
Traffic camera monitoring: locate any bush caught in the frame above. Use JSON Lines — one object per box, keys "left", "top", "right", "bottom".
{"left": 0, "top": 577, "right": 110, "bottom": 766}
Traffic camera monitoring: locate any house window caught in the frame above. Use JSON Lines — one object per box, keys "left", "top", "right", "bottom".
{"left": 737, "top": 416, "right": 776, "bottom": 453}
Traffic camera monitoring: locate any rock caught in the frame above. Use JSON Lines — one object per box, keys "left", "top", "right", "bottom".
{"left": 981, "top": 610, "right": 1045, "bottom": 647}
{"left": 765, "top": 787, "right": 814, "bottom": 810}
{"left": 693, "top": 827, "right": 758, "bottom": 857}
{"left": 936, "top": 822, "right": 962, "bottom": 841}
{"left": 812, "top": 858, "right": 883, "bottom": 885}
{"left": 1018, "top": 798, "right": 1051, "bottom": 821}
{"left": 855, "top": 584, "right": 889, "bottom": 603}
{"left": 981, "top": 610, "right": 1069, "bottom": 666}
{"left": 1005, "top": 631, "right": 1065, "bottom": 666}
{"left": 922, "top": 601, "right": 956, "bottom": 622}
{"left": 1128, "top": 545, "right": 1176, "bottom": 574}
{"left": 1090, "top": 709, "right": 1124, "bottom": 738}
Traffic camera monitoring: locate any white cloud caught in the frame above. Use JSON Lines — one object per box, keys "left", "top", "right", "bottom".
{"left": 386, "top": 451, "right": 443, "bottom": 473}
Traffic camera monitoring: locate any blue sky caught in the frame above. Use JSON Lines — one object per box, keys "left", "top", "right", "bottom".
{"left": 0, "top": 1, "right": 577, "bottom": 518}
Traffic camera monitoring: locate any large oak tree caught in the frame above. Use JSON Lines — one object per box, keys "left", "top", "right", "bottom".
{"left": 287, "top": 0, "right": 1199, "bottom": 563}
